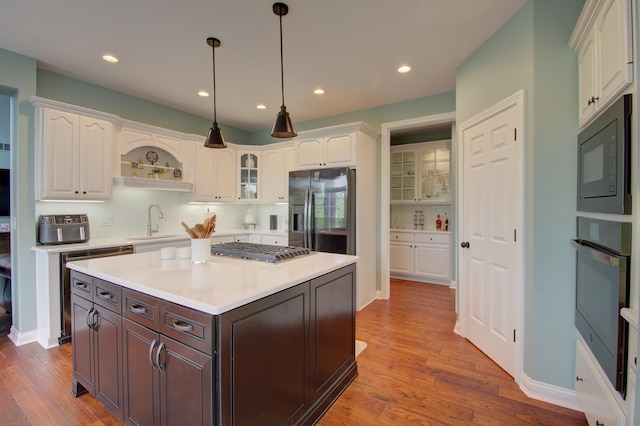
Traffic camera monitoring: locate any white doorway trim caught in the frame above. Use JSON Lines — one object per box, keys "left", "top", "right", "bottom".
{"left": 380, "top": 112, "right": 456, "bottom": 300}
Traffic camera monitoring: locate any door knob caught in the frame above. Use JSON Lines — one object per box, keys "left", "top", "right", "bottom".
{"left": 460, "top": 241, "right": 470, "bottom": 248}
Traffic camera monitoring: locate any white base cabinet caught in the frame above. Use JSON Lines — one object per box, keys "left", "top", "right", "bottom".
{"left": 390, "top": 231, "right": 451, "bottom": 284}
{"left": 575, "top": 339, "right": 626, "bottom": 426}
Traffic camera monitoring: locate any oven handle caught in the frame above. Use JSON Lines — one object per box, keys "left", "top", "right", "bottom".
{"left": 571, "top": 239, "right": 620, "bottom": 267}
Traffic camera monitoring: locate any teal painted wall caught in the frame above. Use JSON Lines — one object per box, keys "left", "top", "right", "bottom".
{"left": 36, "top": 69, "right": 251, "bottom": 145}
{"left": 456, "top": 0, "right": 583, "bottom": 389}
{"left": 249, "top": 92, "right": 456, "bottom": 144}
{"left": 0, "top": 48, "right": 38, "bottom": 335}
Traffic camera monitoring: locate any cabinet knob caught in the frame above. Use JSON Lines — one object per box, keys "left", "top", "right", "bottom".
{"left": 460, "top": 241, "right": 470, "bottom": 248}
{"left": 587, "top": 96, "right": 599, "bottom": 106}
{"left": 576, "top": 376, "right": 583, "bottom": 382}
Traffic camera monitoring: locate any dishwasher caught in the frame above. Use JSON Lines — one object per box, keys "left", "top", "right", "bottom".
{"left": 59, "top": 245, "right": 134, "bottom": 344}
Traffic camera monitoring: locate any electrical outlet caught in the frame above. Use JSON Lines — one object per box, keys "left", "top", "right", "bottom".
{"left": 101, "top": 214, "right": 114, "bottom": 226}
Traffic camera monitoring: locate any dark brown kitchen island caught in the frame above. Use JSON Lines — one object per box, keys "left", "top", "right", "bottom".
{"left": 67, "top": 251, "right": 358, "bottom": 425}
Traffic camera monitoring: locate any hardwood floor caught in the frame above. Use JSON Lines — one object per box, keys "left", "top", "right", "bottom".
{"left": 0, "top": 279, "right": 586, "bottom": 425}
{"left": 319, "top": 279, "right": 587, "bottom": 425}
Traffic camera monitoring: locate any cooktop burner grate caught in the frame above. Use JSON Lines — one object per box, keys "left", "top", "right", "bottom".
{"left": 210, "top": 242, "right": 310, "bottom": 263}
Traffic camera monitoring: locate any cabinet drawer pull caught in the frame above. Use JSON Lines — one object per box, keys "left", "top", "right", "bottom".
{"left": 98, "top": 291, "right": 113, "bottom": 301}
{"left": 173, "top": 319, "right": 193, "bottom": 332}
{"left": 74, "top": 281, "right": 89, "bottom": 290}
{"left": 131, "top": 304, "right": 147, "bottom": 314}
{"left": 149, "top": 339, "right": 158, "bottom": 369}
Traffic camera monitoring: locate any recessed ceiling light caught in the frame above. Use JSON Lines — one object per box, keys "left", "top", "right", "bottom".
{"left": 198, "top": 91, "right": 210, "bottom": 97}
{"left": 314, "top": 88, "right": 325, "bottom": 95}
{"left": 102, "top": 54, "right": 119, "bottom": 63}
{"left": 398, "top": 65, "right": 411, "bottom": 73}
{"left": 257, "top": 104, "right": 266, "bottom": 110}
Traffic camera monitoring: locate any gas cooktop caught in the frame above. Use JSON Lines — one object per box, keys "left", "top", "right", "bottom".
{"left": 210, "top": 242, "right": 311, "bottom": 264}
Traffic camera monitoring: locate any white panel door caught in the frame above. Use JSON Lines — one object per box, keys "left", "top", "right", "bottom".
{"left": 389, "top": 243, "right": 413, "bottom": 275}
{"left": 460, "top": 95, "right": 522, "bottom": 378}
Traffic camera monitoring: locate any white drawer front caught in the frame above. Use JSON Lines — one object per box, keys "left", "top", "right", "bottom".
{"left": 575, "top": 339, "right": 626, "bottom": 426}
{"left": 390, "top": 232, "right": 413, "bottom": 242}
{"left": 414, "top": 233, "right": 450, "bottom": 244}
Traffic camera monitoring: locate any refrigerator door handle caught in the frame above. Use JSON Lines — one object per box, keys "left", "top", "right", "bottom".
{"left": 308, "top": 188, "right": 315, "bottom": 251}
{"left": 303, "top": 188, "right": 310, "bottom": 249}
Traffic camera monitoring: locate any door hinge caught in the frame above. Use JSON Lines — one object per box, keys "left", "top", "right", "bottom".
{"left": 514, "top": 128, "right": 517, "bottom": 141}
{"left": 513, "top": 329, "right": 516, "bottom": 342}
{"left": 514, "top": 229, "right": 516, "bottom": 242}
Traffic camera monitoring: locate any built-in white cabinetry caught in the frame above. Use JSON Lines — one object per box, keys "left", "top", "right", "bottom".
{"left": 293, "top": 123, "right": 375, "bottom": 170}
{"left": 262, "top": 144, "right": 295, "bottom": 203}
{"left": 31, "top": 98, "right": 116, "bottom": 201}
{"left": 575, "top": 339, "right": 626, "bottom": 426}
{"left": 390, "top": 231, "right": 451, "bottom": 284}
{"left": 570, "top": 0, "right": 633, "bottom": 128}
{"left": 236, "top": 151, "right": 260, "bottom": 202}
{"left": 390, "top": 141, "right": 451, "bottom": 204}
{"left": 114, "top": 121, "right": 193, "bottom": 192}
{"left": 194, "top": 144, "right": 236, "bottom": 202}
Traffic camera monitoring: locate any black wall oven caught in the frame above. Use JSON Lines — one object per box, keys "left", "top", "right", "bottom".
{"left": 577, "top": 93, "right": 632, "bottom": 214}
{"left": 572, "top": 217, "right": 631, "bottom": 398}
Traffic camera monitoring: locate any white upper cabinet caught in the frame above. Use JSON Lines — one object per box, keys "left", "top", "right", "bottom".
{"left": 114, "top": 121, "right": 193, "bottom": 191}
{"left": 295, "top": 131, "right": 357, "bottom": 169}
{"left": 262, "top": 144, "right": 295, "bottom": 203}
{"left": 571, "top": 0, "right": 633, "bottom": 128}
{"left": 194, "top": 144, "right": 236, "bottom": 202}
{"left": 32, "top": 98, "right": 116, "bottom": 201}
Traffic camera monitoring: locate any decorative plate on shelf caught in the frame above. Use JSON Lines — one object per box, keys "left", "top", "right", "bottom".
{"left": 146, "top": 151, "right": 159, "bottom": 164}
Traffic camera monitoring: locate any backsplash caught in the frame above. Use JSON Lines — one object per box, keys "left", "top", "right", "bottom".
{"left": 390, "top": 204, "right": 452, "bottom": 231}
{"left": 35, "top": 189, "right": 289, "bottom": 240}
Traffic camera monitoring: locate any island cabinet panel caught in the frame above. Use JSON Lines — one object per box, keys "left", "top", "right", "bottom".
{"left": 308, "top": 266, "right": 356, "bottom": 406}
{"left": 218, "top": 263, "right": 357, "bottom": 426}
{"left": 70, "top": 272, "right": 124, "bottom": 421}
{"left": 218, "top": 283, "right": 309, "bottom": 426}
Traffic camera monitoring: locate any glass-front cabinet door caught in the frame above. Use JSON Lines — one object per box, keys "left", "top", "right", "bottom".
{"left": 390, "top": 149, "right": 418, "bottom": 202}
{"left": 238, "top": 152, "right": 259, "bottom": 201}
{"left": 419, "top": 144, "right": 450, "bottom": 202}
{"left": 390, "top": 140, "right": 451, "bottom": 204}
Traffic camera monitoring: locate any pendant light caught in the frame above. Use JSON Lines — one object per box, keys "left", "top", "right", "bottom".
{"left": 204, "top": 37, "right": 227, "bottom": 148}
{"left": 271, "top": 2, "right": 297, "bottom": 138}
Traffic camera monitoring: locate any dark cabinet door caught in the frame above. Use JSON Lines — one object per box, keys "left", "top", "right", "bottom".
{"left": 71, "top": 293, "right": 94, "bottom": 396}
{"left": 219, "top": 283, "right": 309, "bottom": 426}
{"left": 93, "top": 306, "right": 124, "bottom": 420}
{"left": 159, "top": 336, "right": 213, "bottom": 426}
{"left": 122, "top": 318, "right": 160, "bottom": 426}
{"left": 309, "top": 264, "right": 356, "bottom": 403}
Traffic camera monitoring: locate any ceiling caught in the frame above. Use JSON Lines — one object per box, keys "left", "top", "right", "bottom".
{"left": 1, "top": 0, "right": 527, "bottom": 133}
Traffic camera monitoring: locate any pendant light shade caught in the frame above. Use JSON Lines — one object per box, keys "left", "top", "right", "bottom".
{"left": 271, "top": 2, "right": 297, "bottom": 138}
{"left": 204, "top": 37, "right": 227, "bottom": 148}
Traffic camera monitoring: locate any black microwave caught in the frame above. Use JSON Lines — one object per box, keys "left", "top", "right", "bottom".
{"left": 577, "top": 94, "right": 632, "bottom": 214}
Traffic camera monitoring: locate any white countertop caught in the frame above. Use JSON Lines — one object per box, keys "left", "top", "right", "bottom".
{"left": 31, "top": 229, "right": 289, "bottom": 254}
{"left": 66, "top": 250, "right": 358, "bottom": 315}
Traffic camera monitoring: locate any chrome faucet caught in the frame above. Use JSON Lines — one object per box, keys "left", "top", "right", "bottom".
{"left": 147, "top": 204, "right": 164, "bottom": 236}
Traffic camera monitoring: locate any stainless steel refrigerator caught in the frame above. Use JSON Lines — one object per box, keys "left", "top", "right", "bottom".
{"left": 289, "top": 168, "right": 356, "bottom": 255}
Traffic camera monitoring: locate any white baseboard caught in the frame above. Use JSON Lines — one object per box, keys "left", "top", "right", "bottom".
{"left": 8, "top": 326, "right": 39, "bottom": 346}
{"left": 519, "top": 372, "right": 583, "bottom": 413}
